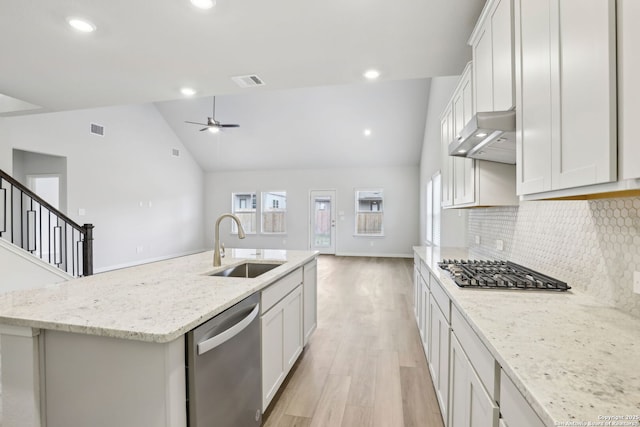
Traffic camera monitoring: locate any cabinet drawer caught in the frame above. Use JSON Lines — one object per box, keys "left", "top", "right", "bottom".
{"left": 261, "top": 268, "right": 303, "bottom": 314}
{"left": 420, "top": 260, "right": 430, "bottom": 284}
{"left": 430, "top": 277, "right": 450, "bottom": 323}
{"left": 500, "top": 370, "right": 545, "bottom": 427}
{"left": 451, "top": 305, "right": 499, "bottom": 401}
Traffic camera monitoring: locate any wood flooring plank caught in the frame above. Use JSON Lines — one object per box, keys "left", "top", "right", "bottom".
{"left": 372, "top": 350, "right": 405, "bottom": 427}
{"left": 400, "top": 366, "right": 444, "bottom": 427}
{"left": 341, "top": 404, "right": 373, "bottom": 427}
{"left": 264, "top": 256, "right": 444, "bottom": 427}
{"left": 309, "top": 374, "right": 351, "bottom": 427}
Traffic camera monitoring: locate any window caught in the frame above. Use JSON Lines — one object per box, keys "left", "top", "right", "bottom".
{"left": 261, "top": 191, "right": 286, "bottom": 233}
{"left": 231, "top": 192, "right": 257, "bottom": 234}
{"left": 355, "top": 189, "right": 384, "bottom": 236}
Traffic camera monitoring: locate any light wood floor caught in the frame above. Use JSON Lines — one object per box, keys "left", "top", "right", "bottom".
{"left": 263, "top": 256, "right": 444, "bottom": 427}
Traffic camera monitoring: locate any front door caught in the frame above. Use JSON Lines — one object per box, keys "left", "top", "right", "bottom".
{"left": 309, "top": 190, "right": 336, "bottom": 254}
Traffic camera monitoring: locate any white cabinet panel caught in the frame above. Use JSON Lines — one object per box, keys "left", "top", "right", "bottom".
{"left": 441, "top": 106, "right": 454, "bottom": 208}
{"left": 514, "top": 0, "right": 553, "bottom": 195}
{"left": 303, "top": 260, "right": 317, "bottom": 345}
{"left": 261, "top": 284, "right": 303, "bottom": 411}
{"left": 492, "top": 0, "right": 515, "bottom": 111}
{"left": 553, "top": 0, "right": 616, "bottom": 190}
{"left": 516, "top": 0, "right": 616, "bottom": 196}
{"left": 618, "top": 0, "right": 640, "bottom": 180}
{"left": 474, "top": 26, "right": 493, "bottom": 113}
{"left": 500, "top": 371, "right": 546, "bottom": 427}
{"left": 429, "top": 297, "right": 450, "bottom": 423}
{"left": 449, "top": 334, "right": 499, "bottom": 427}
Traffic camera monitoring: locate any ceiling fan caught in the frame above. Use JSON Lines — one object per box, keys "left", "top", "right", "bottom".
{"left": 185, "top": 96, "right": 239, "bottom": 133}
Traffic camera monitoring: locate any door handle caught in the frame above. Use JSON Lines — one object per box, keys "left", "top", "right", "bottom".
{"left": 197, "top": 303, "right": 260, "bottom": 355}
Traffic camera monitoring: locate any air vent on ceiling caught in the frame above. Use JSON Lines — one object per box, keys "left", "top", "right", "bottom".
{"left": 90, "top": 123, "right": 104, "bottom": 136}
{"left": 231, "top": 74, "right": 266, "bottom": 88}
{"left": 172, "top": 148, "right": 180, "bottom": 157}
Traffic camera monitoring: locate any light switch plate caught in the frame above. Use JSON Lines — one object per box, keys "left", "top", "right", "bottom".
{"left": 634, "top": 272, "right": 640, "bottom": 295}
{"left": 496, "top": 240, "right": 504, "bottom": 251}
{"left": 78, "top": 208, "right": 86, "bottom": 216}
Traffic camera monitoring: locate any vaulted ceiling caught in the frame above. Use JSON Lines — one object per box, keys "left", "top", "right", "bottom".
{"left": 0, "top": 0, "right": 485, "bottom": 171}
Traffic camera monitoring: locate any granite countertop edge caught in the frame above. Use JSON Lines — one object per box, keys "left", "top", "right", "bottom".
{"left": 412, "top": 246, "right": 640, "bottom": 427}
{"left": 0, "top": 249, "right": 318, "bottom": 344}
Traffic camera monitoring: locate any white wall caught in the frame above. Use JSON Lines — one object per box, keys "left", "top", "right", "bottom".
{"left": 419, "top": 76, "right": 468, "bottom": 247}
{"left": 0, "top": 104, "right": 205, "bottom": 271}
{"left": 0, "top": 238, "right": 70, "bottom": 292}
{"left": 204, "top": 166, "right": 419, "bottom": 257}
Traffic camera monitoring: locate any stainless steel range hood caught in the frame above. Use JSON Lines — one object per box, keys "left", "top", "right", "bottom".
{"left": 448, "top": 110, "right": 516, "bottom": 164}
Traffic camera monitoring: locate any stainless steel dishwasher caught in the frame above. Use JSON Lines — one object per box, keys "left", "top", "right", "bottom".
{"left": 186, "top": 293, "right": 261, "bottom": 427}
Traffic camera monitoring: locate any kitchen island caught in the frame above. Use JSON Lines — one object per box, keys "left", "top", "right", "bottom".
{"left": 414, "top": 246, "right": 640, "bottom": 427}
{"left": 0, "top": 249, "right": 318, "bottom": 427}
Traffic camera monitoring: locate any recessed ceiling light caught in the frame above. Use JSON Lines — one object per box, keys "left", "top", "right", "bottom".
{"left": 67, "top": 17, "right": 96, "bottom": 33}
{"left": 476, "top": 132, "right": 488, "bottom": 138}
{"left": 457, "top": 149, "right": 467, "bottom": 154}
{"left": 180, "top": 87, "right": 197, "bottom": 96}
{"left": 363, "top": 69, "right": 381, "bottom": 80}
{"left": 363, "top": 129, "right": 372, "bottom": 137}
{"left": 191, "top": 0, "right": 215, "bottom": 9}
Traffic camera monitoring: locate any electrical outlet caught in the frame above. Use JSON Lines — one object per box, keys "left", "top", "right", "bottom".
{"left": 136, "top": 245, "right": 144, "bottom": 254}
{"left": 475, "top": 235, "right": 481, "bottom": 245}
{"left": 496, "top": 240, "right": 504, "bottom": 251}
{"left": 634, "top": 271, "right": 640, "bottom": 295}
{"left": 282, "top": 239, "right": 287, "bottom": 245}
{"left": 370, "top": 241, "right": 374, "bottom": 247}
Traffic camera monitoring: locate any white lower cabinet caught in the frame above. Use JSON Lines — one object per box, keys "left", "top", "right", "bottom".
{"left": 449, "top": 334, "right": 499, "bottom": 427}
{"left": 500, "top": 370, "right": 545, "bottom": 427}
{"left": 261, "top": 284, "right": 303, "bottom": 411}
{"left": 303, "top": 259, "right": 317, "bottom": 345}
{"left": 428, "top": 283, "right": 450, "bottom": 424}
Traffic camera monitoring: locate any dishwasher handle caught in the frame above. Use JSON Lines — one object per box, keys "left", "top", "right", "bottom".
{"left": 197, "top": 303, "right": 260, "bottom": 356}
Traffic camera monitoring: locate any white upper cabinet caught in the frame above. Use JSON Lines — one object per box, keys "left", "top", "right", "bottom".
{"left": 452, "top": 64, "right": 476, "bottom": 206}
{"left": 441, "top": 62, "right": 518, "bottom": 209}
{"left": 441, "top": 105, "right": 454, "bottom": 208}
{"left": 515, "top": 0, "right": 617, "bottom": 196}
{"left": 618, "top": 0, "right": 640, "bottom": 181}
{"left": 470, "top": 0, "right": 515, "bottom": 113}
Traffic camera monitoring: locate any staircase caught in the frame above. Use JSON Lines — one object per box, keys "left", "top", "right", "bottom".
{"left": 0, "top": 169, "right": 93, "bottom": 277}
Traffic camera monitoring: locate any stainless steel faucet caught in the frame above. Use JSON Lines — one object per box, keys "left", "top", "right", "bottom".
{"left": 213, "top": 213, "right": 246, "bottom": 266}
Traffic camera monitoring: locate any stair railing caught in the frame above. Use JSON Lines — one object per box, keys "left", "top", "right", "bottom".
{"left": 0, "top": 169, "right": 93, "bottom": 277}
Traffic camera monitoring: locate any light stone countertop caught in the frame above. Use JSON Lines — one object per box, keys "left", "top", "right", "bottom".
{"left": 0, "top": 249, "right": 317, "bottom": 343}
{"left": 413, "top": 246, "right": 640, "bottom": 427}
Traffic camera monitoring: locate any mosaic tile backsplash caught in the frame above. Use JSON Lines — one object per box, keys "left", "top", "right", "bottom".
{"left": 467, "top": 198, "right": 640, "bottom": 318}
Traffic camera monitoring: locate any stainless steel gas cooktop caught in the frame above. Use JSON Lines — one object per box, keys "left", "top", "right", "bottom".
{"left": 438, "top": 259, "right": 570, "bottom": 291}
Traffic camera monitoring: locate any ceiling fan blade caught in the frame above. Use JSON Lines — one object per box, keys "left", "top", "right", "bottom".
{"left": 199, "top": 127, "right": 209, "bottom": 132}
{"left": 185, "top": 121, "right": 208, "bottom": 126}
{"left": 220, "top": 124, "right": 240, "bottom": 128}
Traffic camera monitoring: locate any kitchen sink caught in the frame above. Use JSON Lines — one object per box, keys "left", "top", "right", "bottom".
{"left": 210, "top": 262, "right": 282, "bottom": 278}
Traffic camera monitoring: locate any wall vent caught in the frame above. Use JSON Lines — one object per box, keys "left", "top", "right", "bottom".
{"left": 231, "top": 74, "right": 266, "bottom": 88}
{"left": 172, "top": 148, "right": 180, "bottom": 157}
{"left": 90, "top": 123, "right": 105, "bottom": 136}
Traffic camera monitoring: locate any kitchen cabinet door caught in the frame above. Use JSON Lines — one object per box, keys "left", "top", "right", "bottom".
{"left": 515, "top": 0, "right": 616, "bottom": 195}
{"left": 261, "top": 285, "right": 303, "bottom": 411}
{"left": 449, "top": 334, "right": 499, "bottom": 427}
{"left": 452, "top": 64, "right": 475, "bottom": 206}
{"left": 420, "top": 275, "right": 430, "bottom": 357}
{"left": 429, "top": 298, "right": 450, "bottom": 423}
{"left": 472, "top": 0, "right": 515, "bottom": 113}
{"left": 618, "top": 0, "right": 640, "bottom": 180}
{"left": 441, "top": 106, "right": 454, "bottom": 208}
{"left": 303, "top": 260, "right": 317, "bottom": 345}
{"left": 414, "top": 265, "right": 420, "bottom": 321}
{"left": 500, "top": 370, "right": 546, "bottom": 427}
{"left": 514, "top": 0, "right": 553, "bottom": 195}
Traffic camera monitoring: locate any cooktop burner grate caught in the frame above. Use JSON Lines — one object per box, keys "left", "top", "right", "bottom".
{"left": 438, "top": 259, "right": 570, "bottom": 291}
